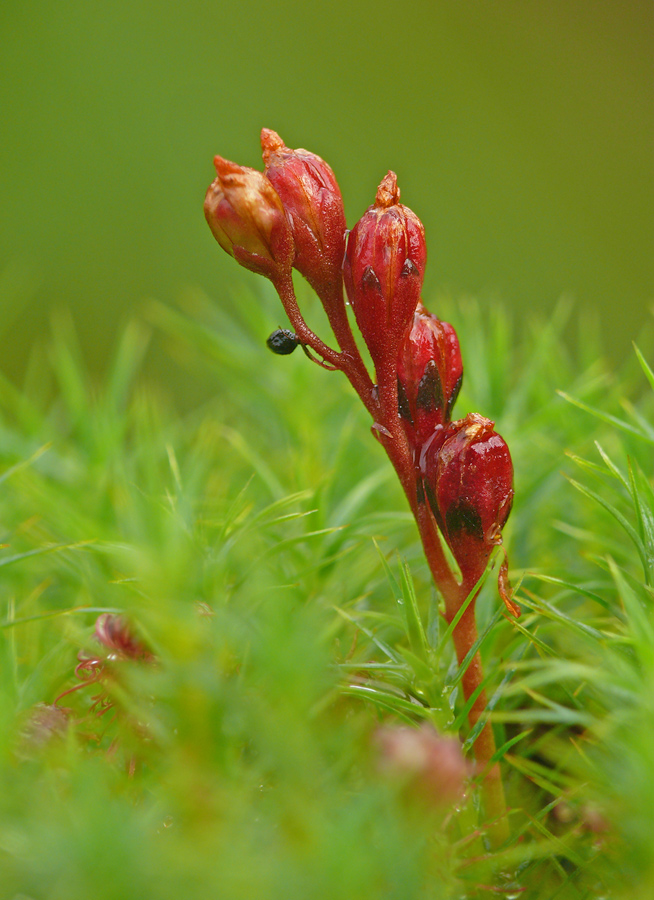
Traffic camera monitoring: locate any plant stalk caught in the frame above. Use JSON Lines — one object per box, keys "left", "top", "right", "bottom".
{"left": 275, "top": 276, "right": 378, "bottom": 418}
{"left": 273, "top": 276, "right": 509, "bottom": 845}
{"left": 375, "top": 364, "right": 509, "bottom": 845}
{"left": 449, "top": 600, "right": 509, "bottom": 848}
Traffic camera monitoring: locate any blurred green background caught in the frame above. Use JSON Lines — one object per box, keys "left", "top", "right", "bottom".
{"left": 1, "top": 0, "right": 652, "bottom": 406}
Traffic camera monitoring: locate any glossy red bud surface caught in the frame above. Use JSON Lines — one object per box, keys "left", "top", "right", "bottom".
{"left": 423, "top": 413, "right": 515, "bottom": 609}
{"left": 343, "top": 172, "right": 426, "bottom": 371}
{"left": 261, "top": 128, "right": 347, "bottom": 298}
{"left": 204, "top": 156, "right": 294, "bottom": 281}
{"left": 397, "top": 303, "right": 463, "bottom": 449}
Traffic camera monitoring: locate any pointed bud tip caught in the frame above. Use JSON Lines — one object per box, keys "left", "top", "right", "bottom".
{"left": 463, "top": 412, "right": 495, "bottom": 441}
{"left": 261, "top": 128, "right": 286, "bottom": 166}
{"left": 375, "top": 171, "right": 400, "bottom": 208}
{"left": 213, "top": 155, "right": 242, "bottom": 178}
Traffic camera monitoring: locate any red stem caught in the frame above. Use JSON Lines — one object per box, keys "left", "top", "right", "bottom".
{"left": 272, "top": 276, "right": 508, "bottom": 844}
{"left": 319, "top": 283, "right": 375, "bottom": 397}
{"left": 274, "top": 275, "right": 378, "bottom": 419}
{"left": 374, "top": 358, "right": 509, "bottom": 846}
{"left": 449, "top": 593, "right": 509, "bottom": 847}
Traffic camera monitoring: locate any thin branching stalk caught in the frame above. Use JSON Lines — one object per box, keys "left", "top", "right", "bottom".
{"left": 276, "top": 273, "right": 510, "bottom": 844}
{"left": 203, "top": 131, "right": 516, "bottom": 847}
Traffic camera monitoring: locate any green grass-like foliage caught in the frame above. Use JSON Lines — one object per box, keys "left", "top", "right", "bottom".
{"left": 0, "top": 284, "right": 652, "bottom": 898}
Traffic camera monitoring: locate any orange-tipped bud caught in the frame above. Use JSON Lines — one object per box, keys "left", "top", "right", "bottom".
{"left": 397, "top": 303, "right": 463, "bottom": 449}
{"left": 204, "top": 156, "right": 294, "bottom": 282}
{"left": 343, "top": 172, "right": 426, "bottom": 373}
{"left": 261, "top": 128, "right": 347, "bottom": 299}
{"left": 422, "top": 413, "right": 518, "bottom": 615}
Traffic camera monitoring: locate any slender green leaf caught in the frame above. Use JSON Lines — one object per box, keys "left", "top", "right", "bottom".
{"left": 491, "top": 729, "right": 533, "bottom": 764}
{"left": 0, "top": 606, "right": 119, "bottom": 630}
{"left": 594, "top": 441, "right": 629, "bottom": 489}
{"left": 558, "top": 390, "right": 654, "bottom": 445}
{"left": 566, "top": 476, "right": 651, "bottom": 583}
{"left": 527, "top": 574, "right": 614, "bottom": 614}
{"left": 634, "top": 342, "right": 654, "bottom": 393}
{"left": 399, "top": 559, "right": 429, "bottom": 661}
{"left": 333, "top": 606, "right": 403, "bottom": 664}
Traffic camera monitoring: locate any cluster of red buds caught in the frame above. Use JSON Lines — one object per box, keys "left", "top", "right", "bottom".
{"left": 204, "top": 129, "right": 518, "bottom": 619}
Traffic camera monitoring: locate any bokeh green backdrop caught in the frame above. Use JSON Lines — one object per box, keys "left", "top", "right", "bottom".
{"left": 2, "top": 0, "right": 652, "bottom": 405}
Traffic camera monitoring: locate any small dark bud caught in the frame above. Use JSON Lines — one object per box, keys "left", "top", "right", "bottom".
{"left": 266, "top": 328, "right": 300, "bottom": 355}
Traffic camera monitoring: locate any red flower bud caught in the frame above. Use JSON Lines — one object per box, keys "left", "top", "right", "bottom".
{"left": 343, "top": 172, "right": 426, "bottom": 373}
{"left": 422, "top": 413, "right": 518, "bottom": 615}
{"left": 397, "top": 303, "right": 463, "bottom": 449}
{"left": 261, "top": 128, "right": 347, "bottom": 299}
{"left": 204, "top": 156, "right": 294, "bottom": 282}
